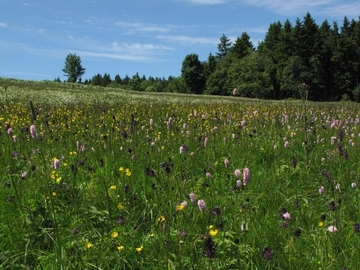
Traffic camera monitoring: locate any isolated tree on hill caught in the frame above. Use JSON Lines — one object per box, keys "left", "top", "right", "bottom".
{"left": 62, "top": 53, "right": 86, "bottom": 83}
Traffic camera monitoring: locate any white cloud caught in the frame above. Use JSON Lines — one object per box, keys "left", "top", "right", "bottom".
{"left": 0, "top": 22, "right": 7, "bottom": 27}
{"left": 240, "top": 0, "right": 334, "bottom": 15}
{"left": 115, "top": 21, "right": 171, "bottom": 33}
{"left": 185, "top": 0, "right": 228, "bottom": 4}
{"left": 318, "top": 2, "right": 360, "bottom": 18}
{"left": 76, "top": 41, "right": 174, "bottom": 62}
{"left": 37, "top": 28, "right": 45, "bottom": 34}
{"left": 156, "top": 35, "right": 218, "bottom": 45}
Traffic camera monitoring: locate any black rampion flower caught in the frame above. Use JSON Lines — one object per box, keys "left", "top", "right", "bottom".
{"left": 262, "top": 246, "right": 274, "bottom": 261}
{"left": 203, "top": 236, "right": 216, "bottom": 258}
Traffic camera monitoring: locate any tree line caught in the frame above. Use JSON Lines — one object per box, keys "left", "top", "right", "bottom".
{"left": 60, "top": 13, "right": 360, "bottom": 101}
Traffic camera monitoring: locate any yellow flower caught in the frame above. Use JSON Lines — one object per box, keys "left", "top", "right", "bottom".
{"left": 110, "top": 185, "right": 116, "bottom": 190}
{"left": 86, "top": 242, "right": 93, "bottom": 249}
{"left": 125, "top": 169, "right": 131, "bottom": 176}
{"left": 52, "top": 192, "right": 56, "bottom": 197}
{"left": 111, "top": 231, "right": 118, "bottom": 238}
{"left": 119, "top": 167, "right": 124, "bottom": 171}
{"left": 319, "top": 222, "right": 324, "bottom": 227}
{"left": 117, "top": 245, "right": 124, "bottom": 251}
{"left": 117, "top": 203, "right": 124, "bottom": 210}
{"left": 176, "top": 204, "right": 185, "bottom": 211}
{"left": 208, "top": 225, "right": 218, "bottom": 237}
{"left": 56, "top": 177, "right": 62, "bottom": 183}
{"left": 136, "top": 245, "right": 143, "bottom": 252}
{"left": 157, "top": 215, "right": 166, "bottom": 223}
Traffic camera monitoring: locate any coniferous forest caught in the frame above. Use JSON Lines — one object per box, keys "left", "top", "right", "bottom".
{"left": 56, "top": 13, "right": 360, "bottom": 102}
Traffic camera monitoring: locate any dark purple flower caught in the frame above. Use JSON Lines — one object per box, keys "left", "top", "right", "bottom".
{"left": 262, "top": 246, "right": 274, "bottom": 260}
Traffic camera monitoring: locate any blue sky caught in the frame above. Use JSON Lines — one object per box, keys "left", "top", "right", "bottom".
{"left": 1, "top": 0, "right": 359, "bottom": 81}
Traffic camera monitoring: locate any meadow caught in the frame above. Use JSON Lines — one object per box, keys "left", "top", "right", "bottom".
{"left": 1, "top": 78, "right": 360, "bottom": 269}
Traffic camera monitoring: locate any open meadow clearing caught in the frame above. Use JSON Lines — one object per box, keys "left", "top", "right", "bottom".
{"left": 1, "top": 80, "right": 360, "bottom": 269}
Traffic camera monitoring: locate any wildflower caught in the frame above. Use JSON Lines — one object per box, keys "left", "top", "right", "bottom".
{"left": 125, "top": 169, "right": 131, "bottom": 176}
{"left": 290, "top": 156, "right": 297, "bottom": 168}
{"left": 189, "top": 193, "right": 197, "bottom": 204}
{"left": 282, "top": 212, "right": 291, "bottom": 220}
{"left": 234, "top": 169, "right": 241, "bottom": 178}
{"left": 176, "top": 201, "right": 187, "bottom": 211}
{"left": 224, "top": 158, "right": 230, "bottom": 168}
{"left": 353, "top": 223, "right": 360, "bottom": 233}
{"left": 243, "top": 167, "right": 250, "bottom": 186}
{"left": 351, "top": 182, "right": 357, "bottom": 188}
{"left": 284, "top": 141, "right": 289, "bottom": 148}
{"left": 110, "top": 185, "right": 116, "bottom": 190}
{"left": 233, "top": 88, "right": 237, "bottom": 96}
{"left": 329, "top": 201, "right": 336, "bottom": 211}
{"left": 262, "top": 246, "right": 274, "bottom": 260}
{"left": 208, "top": 225, "right": 218, "bottom": 237}
{"left": 12, "top": 151, "right": 18, "bottom": 157}
{"left": 176, "top": 204, "right": 185, "bottom": 211}
{"left": 294, "top": 228, "right": 301, "bottom": 238}
{"left": 211, "top": 206, "right": 221, "bottom": 216}
{"left": 119, "top": 167, "right": 124, "bottom": 171}
{"left": 117, "top": 245, "right": 124, "bottom": 251}
{"left": 52, "top": 192, "right": 56, "bottom": 197}
{"left": 53, "top": 158, "right": 60, "bottom": 169}
{"left": 157, "top": 215, "right": 166, "bottom": 223}
{"left": 197, "top": 199, "right": 206, "bottom": 211}
{"left": 178, "top": 229, "right": 187, "bottom": 237}
{"left": 85, "top": 242, "right": 93, "bottom": 249}
{"left": 21, "top": 172, "right": 27, "bottom": 179}
{"left": 111, "top": 231, "right": 119, "bottom": 238}
{"left": 179, "top": 146, "right": 185, "bottom": 154}
{"left": 135, "top": 246, "right": 143, "bottom": 252}
{"left": 6, "top": 128, "right": 13, "bottom": 136}
{"left": 236, "top": 180, "right": 242, "bottom": 187}
{"left": 203, "top": 236, "right": 216, "bottom": 258}
{"left": 319, "top": 221, "right": 324, "bottom": 227}
{"left": 328, "top": 225, "right": 337, "bottom": 233}
{"left": 205, "top": 172, "right": 213, "bottom": 179}
{"left": 204, "top": 137, "right": 209, "bottom": 148}
{"left": 318, "top": 186, "right": 324, "bottom": 195}
{"left": 29, "top": 124, "right": 37, "bottom": 138}
{"left": 117, "top": 202, "right": 124, "bottom": 211}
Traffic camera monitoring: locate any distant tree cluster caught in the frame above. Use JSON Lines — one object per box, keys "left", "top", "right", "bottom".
{"left": 60, "top": 13, "right": 360, "bottom": 101}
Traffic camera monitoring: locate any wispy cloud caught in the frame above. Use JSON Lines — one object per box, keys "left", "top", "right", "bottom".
{"left": 0, "top": 22, "right": 7, "bottom": 27}
{"left": 318, "top": 2, "right": 360, "bottom": 18}
{"left": 184, "top": 0, "right": 228, "bottom": 4}
{"left": 156, "top": 35, "right": 218, "bottom": 45}
{"left": 240, "top": 0, "right": 335, "bottom": 15}
{"left": 77, "top": 41, "right": 174, "bottom": 62}
{"left": 115, "top": 21, "right": 172, "bottom": 33}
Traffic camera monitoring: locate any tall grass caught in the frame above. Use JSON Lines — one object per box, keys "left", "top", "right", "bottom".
{"left": 1, "top": 78, "right": 360, "bottom": 269}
